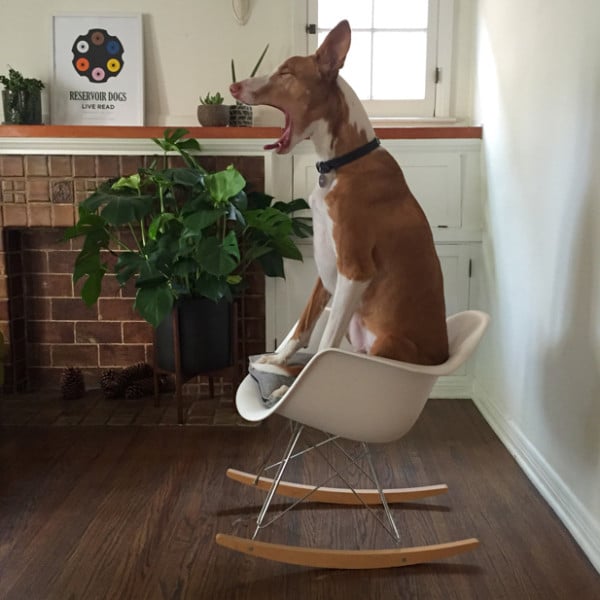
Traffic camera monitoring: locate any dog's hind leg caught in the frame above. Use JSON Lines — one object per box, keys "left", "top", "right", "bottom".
{"left": 369, "top": 333, "right": 422, "bottom": 365}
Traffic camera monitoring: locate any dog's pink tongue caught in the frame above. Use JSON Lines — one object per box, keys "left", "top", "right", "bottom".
{"left": 264, "top": 112, "right": 291, "bottom": 152}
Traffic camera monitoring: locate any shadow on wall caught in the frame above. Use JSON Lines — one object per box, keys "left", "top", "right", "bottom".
{"left": 539, "top": 103, "right": 600, "bottom": 485}
{"left": 142, "top": 15, "right": 168, "bottom": 125}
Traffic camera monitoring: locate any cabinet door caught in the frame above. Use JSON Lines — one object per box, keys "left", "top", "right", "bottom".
{"left": 435, "top": 244, "right": 471, "bottom": 318}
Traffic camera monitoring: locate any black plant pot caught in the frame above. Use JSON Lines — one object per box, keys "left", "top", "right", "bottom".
{"left": 2, "top": 89, "right": 42, "bottom": 124}
{"left": 155, "top": 297, "right": 232, "bottom": 378}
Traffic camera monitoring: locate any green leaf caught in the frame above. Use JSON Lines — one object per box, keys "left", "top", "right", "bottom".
{"left": 257, "top": 252, "right": 285, "bottom": 278}
{"left": 171, "top": 258, "right": 198, "bottom": 277}
{"left": 191, "top": 275, "right": 232, "bottom": 302}
{"left": 135, "top": 261, "right": 168, "bottom": 289}
{"left": 231, "top": 190, "right": 248, "bottom": 211}
{"left": 291, "top": 218, "right": 313, "bottom": 238}
{"left": 205, "top": 166, "right": 246, "bottom": 206}
{"left": 81, "top": 270, "right": 106, "bottom": 306}
{"left": 246, "top": 190, "right": 273, "bottom": 210}
{"left": 73, "top": 249, "right": 104, "bottom": 283}
{"left": 100, "top": 195, "right": 155, "bottom": 225}
{"left": 167, "top": 167, "right": 205, "bottom": 188}
{"left": 176, "top": 138, "right": 202, "bottom": 152}
{"left": 242, "top": 244, "right": 273, "bottom": 263}
{"left": 115, "top": 252, "right": 146, "bottom": 285}
{"left": 196, "top": 235, "right": 239, "bottom": 276}
{"left": 245, "top": 207, "right": 293, "bottom": 236}
{"left": 134, "top": 284, "right": 174, "bottom": 328}
{"left": 148, "top": 212, "right": 178, "bottom": 240}
{"left": 272, "top": 198, "right": 310, "bottom": 213}
{"left": 63, "top": 210, "right": 107, "bottom": 240}
{"left": 111, "top": 173, "right": 141, "bottom": 192}
{"left": 222, "top": 230, "right": 241, "bottom": 261}
{"left": 183, "top": 208, "right": 226, "bottom": 233}
{"left": 270, "top": 236, "right": 303, "bottom": 261}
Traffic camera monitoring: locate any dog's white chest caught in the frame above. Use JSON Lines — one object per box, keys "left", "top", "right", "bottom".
{"left": 309, "top": 181, "right": 338, "bottom": 293}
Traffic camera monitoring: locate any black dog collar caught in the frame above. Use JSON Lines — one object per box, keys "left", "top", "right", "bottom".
{"left": 316, "top": 137, "right": 381, "bottom": 175}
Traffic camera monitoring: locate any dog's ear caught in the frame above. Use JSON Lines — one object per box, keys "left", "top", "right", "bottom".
{"left": 315, "top": 20, "right": 351, "bottom": 81}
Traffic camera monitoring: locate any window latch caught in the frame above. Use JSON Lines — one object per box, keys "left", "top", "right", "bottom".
{"left": 435, "top": 67, "right": 442, "bottom": 84}
{"left": 306, "top": 23, "right": 317, "bottom": 34}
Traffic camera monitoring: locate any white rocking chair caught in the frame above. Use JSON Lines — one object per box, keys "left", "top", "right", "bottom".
{"left": 216, "top": 310, "right": 490, "bottom": 569}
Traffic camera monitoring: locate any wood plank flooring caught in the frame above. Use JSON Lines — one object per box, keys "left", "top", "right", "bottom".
{"left": 0, "top": 387, "right": 253, "bottom": 427}
{"left": 1, "top": 399, "right": 598, "bottom": 599}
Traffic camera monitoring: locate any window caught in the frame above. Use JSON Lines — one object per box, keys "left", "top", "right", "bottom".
{"left": 304, "top": 0, "right": 454, "bottom": 118}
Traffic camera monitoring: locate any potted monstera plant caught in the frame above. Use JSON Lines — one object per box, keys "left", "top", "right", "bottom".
{"left": 64, "top": 128, "right": 311, "bottom": 376}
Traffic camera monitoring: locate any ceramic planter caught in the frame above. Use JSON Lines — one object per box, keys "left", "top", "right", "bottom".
{"left": 2, "top": 89, "right": 42, "bottom": 124}
{"left": 229, "top": 101, "right": 252, "bottom": 127}
{"left": 197, "top": 104, "right": 230, "bottom": 127}
{"left": 155, "top": 297, "right": 233, "bottom": 377}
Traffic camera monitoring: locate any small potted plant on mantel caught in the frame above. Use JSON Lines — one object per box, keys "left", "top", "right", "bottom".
{"left": 230, "top": 44, "right": 269, "bottom": 126}
{"left": 64, "top": 128, "right": 311, "bottom": 380}
{"left": 0, "top": 66, "right": 44, "bottom": 124}
{"left": 197, "top": 92, "right": 230, "bottom": 127}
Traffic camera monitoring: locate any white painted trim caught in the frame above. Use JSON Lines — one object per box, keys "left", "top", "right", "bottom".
{"left": 289, "top": 137, "right": 481, "bottom": 157}
{"left": 0, "top": 137, "right": 273, "bottom": 156}
{"left": 0, "top": 135, "right": 480, "bottom": 157}
{"left": 473, "top": 381, "right": 600, "bottom": 575}
{"left": 292, "top": 0, "right": 309, "bottom": 55}
{"left": 431, "top": 376, "right": 472, "bottom": 398}
{"left": 434, "top": 0, "right": 454, "bottom": 117}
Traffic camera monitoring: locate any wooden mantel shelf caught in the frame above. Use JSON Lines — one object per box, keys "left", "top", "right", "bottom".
{"left": 0, "top": 124, "right": 482, "bottom": 140}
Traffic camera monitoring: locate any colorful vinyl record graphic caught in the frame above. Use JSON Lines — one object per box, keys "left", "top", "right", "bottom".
{"left": 72, "top": 29, "right": 124, "bottom": 83}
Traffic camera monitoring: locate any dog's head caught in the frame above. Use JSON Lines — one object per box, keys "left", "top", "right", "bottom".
{"left": 230, "top": 20, "right": 352, "bottom": 154}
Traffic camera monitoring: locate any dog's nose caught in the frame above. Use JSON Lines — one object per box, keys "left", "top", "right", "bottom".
{"left": 230, "top": 82, "right": 242, "bottom": 97}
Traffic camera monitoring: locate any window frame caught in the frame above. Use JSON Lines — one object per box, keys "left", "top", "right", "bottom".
{"left": 295, "top": 0, "right": 454, "bottom": 119}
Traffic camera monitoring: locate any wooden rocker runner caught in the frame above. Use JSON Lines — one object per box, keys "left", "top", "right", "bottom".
{"left": 216, "top": 311, "right": 490, "bottom": 569}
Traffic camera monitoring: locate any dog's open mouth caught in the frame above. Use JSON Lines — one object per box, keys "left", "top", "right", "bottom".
{"left": 264, "top": 111, "right": 292, "bottom": 153}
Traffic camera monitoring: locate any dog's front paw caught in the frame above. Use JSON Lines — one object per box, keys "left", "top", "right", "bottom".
{"left": 269, "top": 384, "right": 289, "bottom": 402}
{"left": 257, "top": 353, "right": 288, "bottom": 366}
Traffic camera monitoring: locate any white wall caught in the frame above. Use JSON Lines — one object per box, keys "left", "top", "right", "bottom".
{"left": 473, "top": 0, "right": 600, "bottom": 571}
{"left": 0, "top": 0, "right": 294, "bottom": 125}
{"left": 0, "top": 0, "right": 476, "bottom": 125}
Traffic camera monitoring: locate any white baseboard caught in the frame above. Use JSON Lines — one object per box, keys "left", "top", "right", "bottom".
{"left": 472, "top": 382, "right": 600, "bottom": 574}
{"left": 430, "top": 375, "right": 472, "bottom": 398}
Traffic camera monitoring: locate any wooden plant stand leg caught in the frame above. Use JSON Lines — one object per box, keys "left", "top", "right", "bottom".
{"left": 215, "top": 534, "right": 479, "bottom": 569}
{"left": 226, "top": 468, "right": 448, "bottom": 504}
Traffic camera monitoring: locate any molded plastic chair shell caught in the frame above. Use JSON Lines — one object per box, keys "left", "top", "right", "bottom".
{"left": 236, "top": 310, "right": 490, "bottom": 444}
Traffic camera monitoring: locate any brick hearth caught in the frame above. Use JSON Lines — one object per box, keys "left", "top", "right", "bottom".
{"left": 0, "top": 153, "right": 266, "bottom": 393}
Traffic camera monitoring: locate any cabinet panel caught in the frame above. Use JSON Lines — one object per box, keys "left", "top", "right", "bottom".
{"left": 292, "top": 152, "right": 462, "bottom": 228}
{"left": 394, "top": 154, "right": 462, "bottom": 228}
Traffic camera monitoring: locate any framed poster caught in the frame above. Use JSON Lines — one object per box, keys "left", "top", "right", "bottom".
{"left": 51, "top": 14, "right": 144, "bottom": 125}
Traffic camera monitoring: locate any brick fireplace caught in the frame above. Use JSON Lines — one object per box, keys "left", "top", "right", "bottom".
{"left": 0, "top": 152, "right": 266, "bottom": 393}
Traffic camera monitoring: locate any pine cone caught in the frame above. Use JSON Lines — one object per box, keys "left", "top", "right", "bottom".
{"left": 99, "top": 368, "right": 124, "bottom": 399}
{"left": 60, "top": 367, "right": 85, "bottom": 400}
{"left": 119, "top": 362, "right": 153, "bottom": 387}
{"left": 125, "top": 377, "right": 155, "bottom": 399}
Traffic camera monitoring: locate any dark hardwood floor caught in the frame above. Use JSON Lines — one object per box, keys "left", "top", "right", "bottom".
{"left": 1, "top": 398, "right": 598, "bottom": 599}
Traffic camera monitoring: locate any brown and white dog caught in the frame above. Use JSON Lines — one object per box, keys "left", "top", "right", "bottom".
{"left": 231, "top": 20, "right": 448, "bottom": 375}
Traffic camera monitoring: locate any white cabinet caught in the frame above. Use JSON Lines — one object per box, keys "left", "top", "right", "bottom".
{"left": 265, "top": 137, "right": 482, "bottom": 397}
